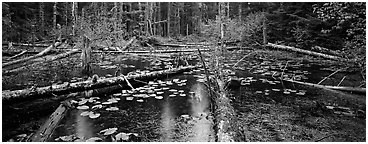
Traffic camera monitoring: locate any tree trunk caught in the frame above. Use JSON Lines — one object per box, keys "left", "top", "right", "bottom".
{"left": 2, "top": 65, "right": 200, "bottom": 103}
{"left": 39, "top": 2, "right": 45, "bottom": 35}
{"left": 81, "top": 36, "right": 91, "bottom": 73}
{"left": 266, "top": 43, "right": 344, "bottom": 60}
{"left": 29, "top": 100, "right": 72, "bottom": 142}
{"left": 71, "top": 2, "right": 76, "bottom": 36}
{"left": 53, "top": 2, "right": 57, "bottom": 30}
{"left": 2, "top": 42, "right": 62, "bottom": 68}
{"left": 167, "top": 2, "right": 170, "bottom": 37}
{"left": 64, "top": 2, "right": 68, "bottom": 27}
{"left": 238, "top": 2, "right": 242, "bottom": 21}
{"left": 262, "top": 13, "right": 267, "bottom": 45}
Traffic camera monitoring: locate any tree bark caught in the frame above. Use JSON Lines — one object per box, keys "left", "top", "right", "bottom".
{"left": 2, "top": 65, "right": 200, "bottom": 103}
{"left": 81, "top": 36, "right": 91, "bottom": 73}
{"left": 167, "top": 2, "right": 170, "bottom": 37}
{"left": 39, "top": 2, "right": 45, "bottom": 35}
{"left": 2, "top": 42, "right": 62, "bottom": 68}
{"left": 53, "top": 2, "right": 57, "bottom": 30}
{"left": 71, "top": 2, "right": 76, "bottom": 36}
{"left": 29, "top": 100, "right": 72, "bottom": 142}
{"left": 266, "top": 43, "right": 343, "bottom": 60}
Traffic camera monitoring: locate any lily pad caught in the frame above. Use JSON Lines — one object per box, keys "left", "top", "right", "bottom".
{"left": 89, "top": 112, "right": 101, "bottom": 119}
{"left": 86, "top": 137, "right": 102, "bottom": 142}
{"left": 115, "top": 132, "right": 130, "bottom": 141}
{"left": 137, "top": 99, "right": 144, "bottom": 102}
{"left": 102, "top": 101, "right": 113, "bottom": 105}
{"left": 126, "top": 97, "right": 134, "bottom": 101}
{"left": 106, "top": 107, "right": 119, "bottom": 111}
{"left": 77, "top": 105, "right": 89, "bottom": 110}
{"left": 100, "top": 128, "right": 118, "bottom": 135}
{"left": 81, "top": 111, "right": 92, "bottom": 116}
{"left": 155, "top": 96, "right": 164, "bottom": 99}
{"left": 92, "top": 104, "right": 103, "bottom": 109}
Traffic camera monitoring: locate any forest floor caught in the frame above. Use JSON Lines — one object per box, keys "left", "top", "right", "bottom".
{"left": 2, "top": 36, "right": 366, "bottom": 142}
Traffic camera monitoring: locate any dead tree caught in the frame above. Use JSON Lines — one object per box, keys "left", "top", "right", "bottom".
{"left": 81, "top": 36, "right": 91, "bottom": 74}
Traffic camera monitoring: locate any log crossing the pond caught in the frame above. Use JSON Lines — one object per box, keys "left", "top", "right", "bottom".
{"left": 2, "top": 65, "right": 200, "bottom": 103}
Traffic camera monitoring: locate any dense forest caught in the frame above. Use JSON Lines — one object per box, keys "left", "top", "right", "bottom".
{"left": 2, "top": 2, "right": 366, "bottom": 142}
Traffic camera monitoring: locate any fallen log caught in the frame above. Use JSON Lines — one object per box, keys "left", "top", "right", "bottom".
{"left": 4, "top": 49, "right": 80, "bottom": 75}
{"left": 266, "top": 43, "right": 343, "bottom": 60}
{"left": 2, "top": 42, "right": 50, "bottom": 47}
{"left": 7, "top": 50, "right": 28, "bottom": 60}
{"left": 3, "top": 42, "right": 62, "bottom": 68}
{"left": 284, "top": 79, "right": 366, "bottom": 94}
{"left": 29, "top": 100, "right": 72, "bottom": 142}
{"left": 2, "top": 65, "right": 199, "bottom": 103}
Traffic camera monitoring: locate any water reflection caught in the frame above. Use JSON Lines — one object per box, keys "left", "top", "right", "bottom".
{"left": 75, "top": 110, "right": 94, "bottom": 140}
{"left": 189, "top": 82, "right": 213, "bottom": 142}
{"left": 160, "top": 98, "right": 174, "bottom": 141}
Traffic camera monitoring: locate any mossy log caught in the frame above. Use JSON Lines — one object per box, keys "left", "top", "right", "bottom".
{"left": 266, "top": 43, "right": 343, "bottom": 60}
{"left": 2, "top": 65, "right": 199, "bottom": 103}
{"left": 29, "top": 100, "right": 72, "bottom": 142}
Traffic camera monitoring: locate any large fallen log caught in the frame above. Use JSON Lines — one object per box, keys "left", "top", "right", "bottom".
{"left": 29, "top": 100, "right": 72, "bottom": 142}
{"left": 2, "top": 42, "right": 50, "bottom": 47}
{"left": 284, "top": 79, "right": 366, "bottom": 94}
{"left": 266, "top": 43, "right": 343, "bottom": 60}
{"left": 4, "top": 49, "right": 80, "bottom": 75}
{"left": 2, "top": 65, "right": 199, "bottom": 103}
{"left": 3, "top": 42, "right": 62, "bottom": 68}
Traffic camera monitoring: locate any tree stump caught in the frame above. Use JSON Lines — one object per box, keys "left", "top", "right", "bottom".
{"left": 81, "top": 35, "right": 91, "bottom": 75}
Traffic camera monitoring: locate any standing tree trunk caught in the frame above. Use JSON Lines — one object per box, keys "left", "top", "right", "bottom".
{"left": 238, "top": 2, "right": 242, "bottom": 21}
{"left": 64, "top": 2, "right": 68, "bottom": 27}
{"left": 39, "top": 2, "right": 45, "bottom": 36}
{"left": 74, "top": 2, "right": 77, "bottom": 35}
{"left": 262, "top": 12, "right": 267, "bottom": 45}
{"left": 226, "top": 2, "right": 230, "bottom": 18}
{"left": 81, "top": 36, "right": 91, "bottom": 74}
{"left": 167, "top": 2, "right": 170, "bottom": 37}
{"left": 53, "top": 2, "right": 57, "bottom": 30}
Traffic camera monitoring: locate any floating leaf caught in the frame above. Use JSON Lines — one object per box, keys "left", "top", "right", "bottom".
{"left": 115, "top": 132, "right": 130, "bottom": 141}
{"left": 100, "top": 128, "right": 118, "bottom": 135}
{"left": 272, "top": 89, "right": 280, "bottom": 92}
{"left": 155, "top": 96, "right": 164, "bottom": 99}
{"left": 178, "top": 90, "right": 184, "bottom": 93}
{"left": 55, "top": 134, "right": 76, "bottom": 142}
{"left": 81, "top": 111, "right": 92, "bottom": 116}
{"left": 169, "top": 89, "right": 177, "bottom": 92}
{"left": 89, "top": 112, "right": 101, "bottom": 119}
{"left": 126, "top": 97, "right": 134, "bottom": 101}
{"left": 77, "top": 105, "right": 89, "bottom": 110}
{"left": 102, "top": 101, "right": 113, "bottom": 105}
{"left": 106, "top": 107, "right": 119, "bottom": 111}
{"left": 137, "top": 99, "right": 144, "bottom": 102}
{"left": 78, "top": 99, "right": 88, "bottom": 105}
{"left": 162, "top": 87, "right": 169, "bottom": 90}
{"left": 156, "top": 91, "right": 164, "bottom": 95}
{"left": 86, "top": 137, "right": 102, "bottom": 142}
{"left": 92, "top": 104, "right": 103, "bottom": 109}
{"left": 179, "top": 94, "right": 186, "bottom": 97}
{"left": 255, "top": 91, "right": 263, "bottom": 94}
{"left": 169, "top": 94, "right": 176, "bottom": 97}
